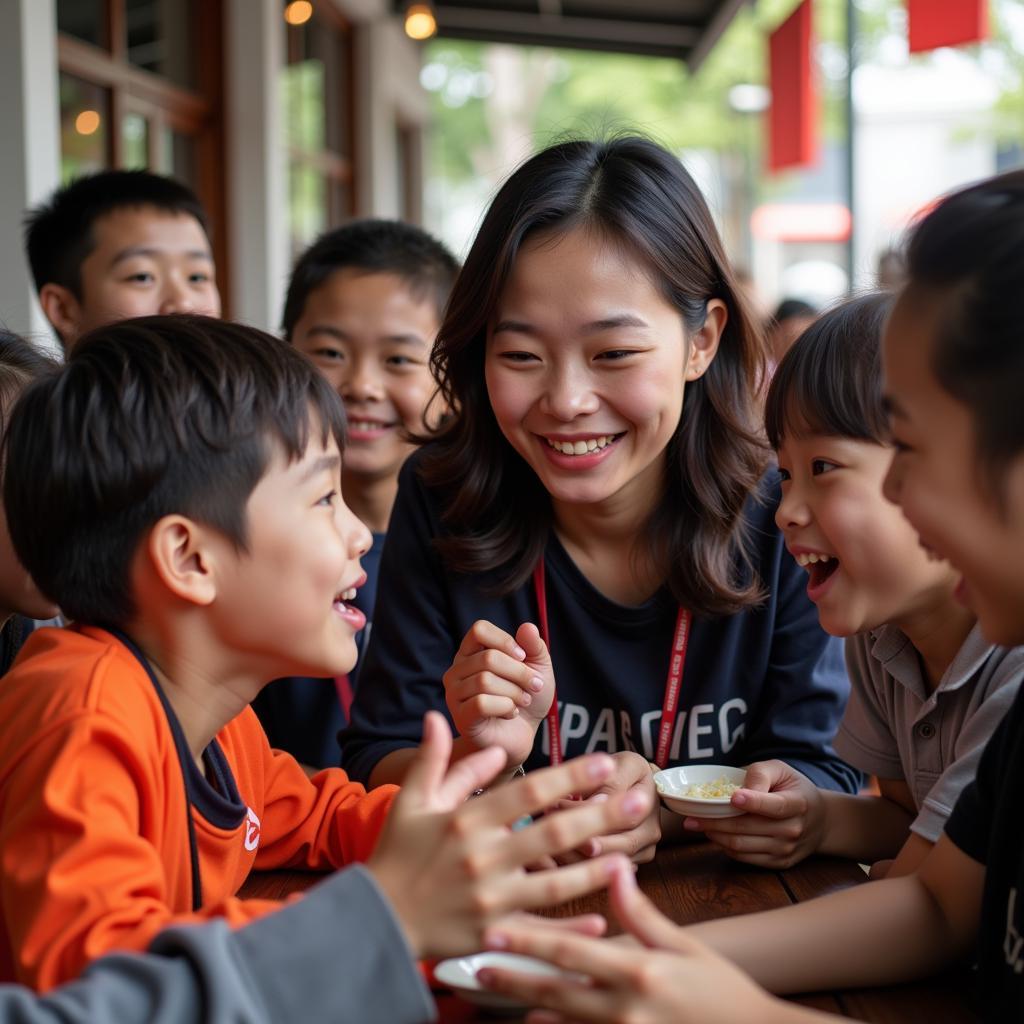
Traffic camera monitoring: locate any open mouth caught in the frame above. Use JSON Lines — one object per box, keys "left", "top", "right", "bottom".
{"left": 543, "top": 433, "right": 624, "bottom": 457}
{"left": 333, "top": 586, "right": 358, "bottom": 611}
{"left": 794, "top": 551, "right": 839, "bottom": 590}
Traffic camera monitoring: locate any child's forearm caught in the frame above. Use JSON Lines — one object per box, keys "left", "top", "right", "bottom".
{"left": 818, "top": 791, "right": 913, "bottom": 861}
{"left": 368, "top": 748, "right": 419, "bottom": 788}
{"left": 760, "top": 999, "right": 852, "bottom": 1024}
{"left": 369, "top": 736, "right": 523, "bottom": 789}
{"left": 688, "top": 873, "right": 962, "bottom": 994}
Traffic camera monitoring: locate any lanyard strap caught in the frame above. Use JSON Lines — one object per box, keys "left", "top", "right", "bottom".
{"left": 533, "top": 560, "right": 691, "bottom": 770}
{"left": 334, "top": 675, "right": 355, "bottom": 720}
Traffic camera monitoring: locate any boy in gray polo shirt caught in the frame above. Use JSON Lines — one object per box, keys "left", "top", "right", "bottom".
{"left": 837, "top": 619, "right": 1021, "bottom": 859}
{"left": 681, "top": 293, "right": 1022, "bottom": 878}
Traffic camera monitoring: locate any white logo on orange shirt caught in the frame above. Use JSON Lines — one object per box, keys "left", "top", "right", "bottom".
{"left": 244, "top": 807, "right": 261, "bottom": 852}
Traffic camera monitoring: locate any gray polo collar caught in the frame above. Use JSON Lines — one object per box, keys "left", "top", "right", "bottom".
{"left": 868, "top": 621, "right": 992, "bottom": 702}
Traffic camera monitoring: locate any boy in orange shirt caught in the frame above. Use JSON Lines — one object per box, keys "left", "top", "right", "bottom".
{"left": 255, "top": 219, "right": 458, "bottom": 768}
{"left": 0, "top": 314, "right": 645, "bottom": 990}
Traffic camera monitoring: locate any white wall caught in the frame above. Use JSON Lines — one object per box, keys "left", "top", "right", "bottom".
{"left": 225, "top": 0, "right": 289, "bottom": 331}
{"left": 0, "top": 0, "right": 60, "bottom": 350}
{"left": 852, "top": 58, "right": 998, "bottom": 289}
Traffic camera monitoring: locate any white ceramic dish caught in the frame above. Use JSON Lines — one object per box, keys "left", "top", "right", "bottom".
{"left": 434, "top": 951, "right": 572, "bottom": 1013}
{"left": 653, "top": 764, "right": 747, "bottom": 818}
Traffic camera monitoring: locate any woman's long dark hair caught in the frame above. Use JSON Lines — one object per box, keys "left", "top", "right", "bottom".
{"left": 421, "top": 136, "right": 769, "bottom": 616}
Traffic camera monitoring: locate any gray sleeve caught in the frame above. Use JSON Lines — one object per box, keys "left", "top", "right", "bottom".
{"left": 224, "top": 865, "right": 436, "bottom": 1024}
{"left": 0, "top": 866, "right": 435, "bottom": 1024}
{"left": 912, "top": 669, "right": 1023, "bottom": 842}
{"left": 833, "top": 636, "right": 904, "bottom": 779}
{"left": 0, "top": 927, "right": 262, "bottom": 1024}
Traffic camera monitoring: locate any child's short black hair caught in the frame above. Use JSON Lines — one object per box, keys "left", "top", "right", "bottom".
{"left": 3, "top": 315, "right": 346, "bottom": 627}
{"left": 280, "top": 219, "right": 459, "bottom": 339}
{"left": 0, "top": 331, "right": 58, "bottom": 416}
{"left": 23, "top": 170, "right": 211, "bottom": 298}
{"left": 771, "top": 298, "right": 817, "bottom": 324}
{"left": 765, "top": 292, "right": 895, "bottom": 450}
{"left": 904, "top": 170, "right": 1024, "bottom": 488}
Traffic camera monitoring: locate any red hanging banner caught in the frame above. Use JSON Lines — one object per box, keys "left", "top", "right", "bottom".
{"left": 768, "top": 0, "right": 817, "bottom": 174}
{"left": 908, "top": 0, "right": 988, "bottom": 53}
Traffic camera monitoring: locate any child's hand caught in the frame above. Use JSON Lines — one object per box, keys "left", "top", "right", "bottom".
{"left": 443, "top": 620, "right": 554, "bottom": 773}
{"left": 477, "top": 864, "right": 783, "bottom": 1023}
{"left": 683, "top": 760, "right": 826, "bottom": 869}
{"left": 368, "top": 711, "right": 650, "bottom": 960}
{"left": 546, "top": 751, "right": 662, "bottom": 864}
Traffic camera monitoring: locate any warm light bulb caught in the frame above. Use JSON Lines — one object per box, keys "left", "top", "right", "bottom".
{"left": 284, "top": 1, "right": 313, "bottom": 26}
{"left": 75, "top": 110, "right": 101, "bottom": 136}
{"left": 404, "top": 4, "right": 437, "bottom": 40}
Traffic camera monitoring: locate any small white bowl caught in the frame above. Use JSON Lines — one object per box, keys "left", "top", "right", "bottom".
{"left": 653, "top": 764, "right": 748, "bottom": 818}
{"left": 434, "top": 951, "right": 574, "bottom": 1013}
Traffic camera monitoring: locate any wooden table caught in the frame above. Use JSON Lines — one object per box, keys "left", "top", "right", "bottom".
{"left": 239, "top": 843, "right": 978, "bottom": 1022}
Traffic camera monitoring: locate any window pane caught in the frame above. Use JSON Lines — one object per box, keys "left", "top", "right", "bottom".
{"left": 59, "top": 72, "right": 111, "bottom": 181}
{"left": 122, "top": 113, "right": 149, "bottom": 168}
{"left": 288, "top": 162, "right": 326, "bottom": 258}
{"left": 57, "top": 0, "right": 107, "bottom": 49}
{"left": 283, "top": 12, "right": 351, "bottom": 157}
{"left": 126, "top": 0, "right": 197, "bottom": 89}
{"left": 282, "top": 49, "right": 325, "bottom": 153}
{"left": 158, "top": 126, "right": 198, "bottom": 188}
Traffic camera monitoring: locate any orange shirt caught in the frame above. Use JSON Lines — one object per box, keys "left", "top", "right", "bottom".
{"left": 0, "top": 626, "right": 397, "bottom": 990}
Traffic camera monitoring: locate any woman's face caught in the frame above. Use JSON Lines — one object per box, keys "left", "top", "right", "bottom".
{"left": 484, "top": 227, "right": 722, "bottom": 519}
{"left": 882, "top": 292, "right": 1024, "bottom": 646}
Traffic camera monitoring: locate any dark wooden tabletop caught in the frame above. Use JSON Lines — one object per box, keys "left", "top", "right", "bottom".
{"left": 239, "top": 843, "right": 979, "bottom": 1022}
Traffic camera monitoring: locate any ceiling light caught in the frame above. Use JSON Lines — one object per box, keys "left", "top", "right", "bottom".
{"left": 74, "top": 110, "right": 101, "bottom": 136}
{"left": 405, "top": 3, "right": 437, "bottom": 41}
{"left": 284, "top": 1, "right": 313, "bottom": 26}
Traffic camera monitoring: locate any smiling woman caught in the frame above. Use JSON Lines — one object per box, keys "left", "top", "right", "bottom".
{"left": 342, "top": 136, "right": 861, "bottom": 863}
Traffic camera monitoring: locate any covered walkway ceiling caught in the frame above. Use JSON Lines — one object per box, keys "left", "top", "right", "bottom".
{"left": 407, "top": 0, "right": 749, "bottom": 70}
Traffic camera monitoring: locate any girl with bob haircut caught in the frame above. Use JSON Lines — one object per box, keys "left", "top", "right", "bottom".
{"left": 343, "top": 136, "right": 858, "bottom": 859}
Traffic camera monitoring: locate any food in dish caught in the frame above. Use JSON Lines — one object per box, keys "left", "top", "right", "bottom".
{"left": 686, "top": 776, "right": 741, "bottom": 799}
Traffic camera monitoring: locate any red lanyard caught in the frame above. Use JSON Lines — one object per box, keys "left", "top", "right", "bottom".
{"left": 533, "top": 560, "right": 692, "bottom": 769}
{"left": 334, "top": 675, "right": 354, "bottom": 719}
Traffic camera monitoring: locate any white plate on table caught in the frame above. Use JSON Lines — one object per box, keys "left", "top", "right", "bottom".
{"left": 434, "top": 951, "right": 573, "bottom": 1013}
{"left": 653, "top": 764, "right": 747, "bottom": 818}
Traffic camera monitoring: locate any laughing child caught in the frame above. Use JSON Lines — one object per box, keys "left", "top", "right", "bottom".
{"left": 0, "top": 314, "right": 647, "bottom": 990}
{"left": 683, "top": 293, "right": 1023, "bottom": 878}
{"left": 255, "top": 220, "right": 458, "bottom": 767}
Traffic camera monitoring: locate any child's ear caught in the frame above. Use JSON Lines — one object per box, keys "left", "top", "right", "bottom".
{"left": 146, "top": 515, "right": 218, "bottom": 607}
{"left": 37, "top": 284, "right": 84, "bottom": 350}
{"left": 685, "top": 298, "right": 728, "bottom": 382}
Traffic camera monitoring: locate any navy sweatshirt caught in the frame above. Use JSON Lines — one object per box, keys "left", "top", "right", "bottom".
{"left": 342, "top": 453, "right": 859, "bottom": 792}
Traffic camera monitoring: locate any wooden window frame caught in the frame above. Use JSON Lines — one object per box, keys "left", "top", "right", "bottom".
{"left": 285, "top": 2, "right": 357, "bottom": 236}
{"left": 56, "top": 0, "right": 229, "bottom": 313}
